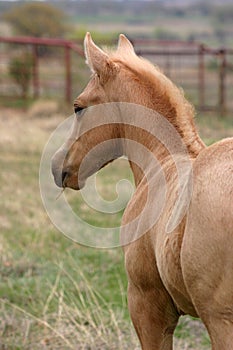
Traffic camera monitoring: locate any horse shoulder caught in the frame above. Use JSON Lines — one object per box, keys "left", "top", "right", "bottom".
{"left": 154, "top": 213, "right": 199, "bottom": 316}
{"left": 122, "top": 170, "right": 198, "bottom": 316}
{"left": 121, "top": 178, "right": 163, "bottom": 289}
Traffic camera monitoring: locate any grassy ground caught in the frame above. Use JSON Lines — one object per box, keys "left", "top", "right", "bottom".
{"left": 0, "top": 101, "right": 232, "bottom": 349}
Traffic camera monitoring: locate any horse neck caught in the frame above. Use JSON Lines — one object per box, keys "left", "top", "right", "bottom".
{"left": 115, "top": 65, "right": 205, "bottom": 186}
{"left": 117, "top": 93, "right": 205, "bottom": 187}
{"left": 121, "top": 127, "right": 174, "bottom": 187}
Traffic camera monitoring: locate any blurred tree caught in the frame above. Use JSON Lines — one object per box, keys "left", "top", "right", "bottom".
{"left": 4, "top": 2, "right": 67, "bottom": 38}
{"left": 211, "top": 5, "right": 233, "bottom": 45}
{"left": 69, "top": 26, "right": 119, "bottom": 44}
{"left": 9, "top": 52, "right": 33, "bottom": 99}
{"left": 154, "top": 28, "right": 181, "bottom": 41}
{"left": 190, "top": 1, "right": 212, "bottom": 17}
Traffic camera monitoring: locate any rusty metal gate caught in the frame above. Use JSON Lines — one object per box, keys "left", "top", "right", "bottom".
{"left": 0, "top": 36, "right": 232, "bottom": 115}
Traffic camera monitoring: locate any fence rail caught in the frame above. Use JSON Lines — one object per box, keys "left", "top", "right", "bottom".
{"left": 0, "top": 36, "right": 84, "bottom": 103}
{"left": 0, "top": 36, "right": 233, "bottom": 115}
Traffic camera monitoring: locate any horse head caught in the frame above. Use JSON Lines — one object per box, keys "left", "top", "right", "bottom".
{"left": 51, "top": 33, "right": 139, "bottom": 190}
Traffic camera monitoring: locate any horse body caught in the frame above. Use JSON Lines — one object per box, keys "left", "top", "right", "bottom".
{"left": 51, "top": 33, "right": 233, "bottom": 349}
{"left": 181, "top": 138, "right": 233, "bottom": 348}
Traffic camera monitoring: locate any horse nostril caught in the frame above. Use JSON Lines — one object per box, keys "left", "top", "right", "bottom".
{"left": 62, "top": 170, "right": 69, "bottom": 185}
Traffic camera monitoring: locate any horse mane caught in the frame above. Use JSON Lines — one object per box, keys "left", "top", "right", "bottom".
{"left": 109, "top": 49, "right": 205, "bottom": 157}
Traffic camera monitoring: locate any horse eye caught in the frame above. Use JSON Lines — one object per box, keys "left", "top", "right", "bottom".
{"left": 74, "top": 106, "right": 84, "bottom": 116}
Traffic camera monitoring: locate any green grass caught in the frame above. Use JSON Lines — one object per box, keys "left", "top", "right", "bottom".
{"left": 0, "top": 96, "right": 35, "bottom": 109}
{"left": 1, "top": 105, "right": 232, "bottom": 349}
{"left": 0, "top": 108, "right": 134, "bottom": 349}
{"left": 196, "top": 111, "right": 233, "bottom": 145}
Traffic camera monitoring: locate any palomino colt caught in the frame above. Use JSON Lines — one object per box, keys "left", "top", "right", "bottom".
{"left": 52, "top": 33, "right": 233, "bottom": 349}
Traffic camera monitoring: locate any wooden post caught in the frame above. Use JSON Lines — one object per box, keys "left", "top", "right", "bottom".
{"left": 65, "top": 45, "right": 71, "bottom": 104}
{"left": 198, "top": 44, "right": 205, "bottom": 110}
{"left": 165, "top": 51, "right": 171, "bottom": 78}
{"left": 32, "top": 45, "right": 39, "bottom": 98}
{"left": 218, "top": 49, "right": 227, "bottom": 116}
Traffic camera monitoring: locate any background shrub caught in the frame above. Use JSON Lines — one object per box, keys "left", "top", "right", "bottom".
{"left": 9, "top": 53, "right": 33, "bottom": 98}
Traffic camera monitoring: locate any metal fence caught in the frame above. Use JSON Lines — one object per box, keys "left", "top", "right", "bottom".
{"left": 133, "top": 39, "right": 233, "bottom": 116}
{"left": 0, "top": 36, "right": 86, "bottom": 104}
{"left": 0, "top": 36, "right": 233, "bottom": 115}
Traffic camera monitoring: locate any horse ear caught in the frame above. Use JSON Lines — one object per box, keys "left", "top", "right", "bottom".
{"left": 117, "top": 34, "right": 135, "bottom": 55}
{"left": 84, "top": 32, "right": 109, "bottom": 74}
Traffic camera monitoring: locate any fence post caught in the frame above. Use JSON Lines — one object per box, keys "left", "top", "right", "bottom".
{"left": 198, "top": 44, "right": 205, "bottom": 110}
{"left": 65, "top": 44, "right": 71, "bottom": 103}
{"left": 32, "top": 44, "right": 39, "bottom": 98}
{"left": 218, "top": 49, "right": 227, "bottom": 116}
{"left": 165, "top": 51, "right": 171, "bottom": 77}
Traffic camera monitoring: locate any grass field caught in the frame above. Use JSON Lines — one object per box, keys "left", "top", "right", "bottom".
{"left": 0, "top": 101, "right": 233, "bottom": 349}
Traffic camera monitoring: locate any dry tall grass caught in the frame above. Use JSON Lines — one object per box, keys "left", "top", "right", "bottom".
{"left": 2, "top": 102, "right": 231, "bottom": 349}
